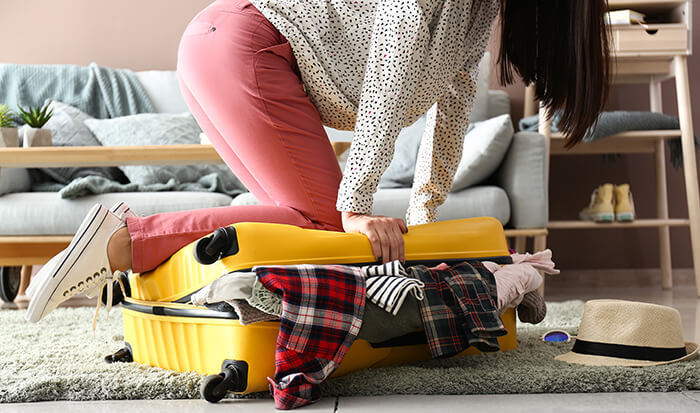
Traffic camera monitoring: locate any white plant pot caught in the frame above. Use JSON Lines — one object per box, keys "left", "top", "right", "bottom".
{"left": 0, "top": 127, "right": 20, "bottom": 180}
{"left": 23, "top": 127, "right": 52, "bottom": 147}
{"left": 0, "top": 127, "right": 19, "bottom": 148}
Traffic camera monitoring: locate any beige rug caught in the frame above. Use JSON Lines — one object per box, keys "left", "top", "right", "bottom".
{"left": 1, "top": 300, "right": 698, "bottom": 403}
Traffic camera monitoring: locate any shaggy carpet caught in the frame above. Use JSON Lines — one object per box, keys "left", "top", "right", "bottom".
{"left": 1, "top": 300, "right": 698, "bottom": 403}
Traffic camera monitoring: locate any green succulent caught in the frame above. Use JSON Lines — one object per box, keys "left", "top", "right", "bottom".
{"left": 0, "top": 104, "right": 17, "bottom": 128}
{"left": 17, "top": 103, "right": 54, "bottom": 128}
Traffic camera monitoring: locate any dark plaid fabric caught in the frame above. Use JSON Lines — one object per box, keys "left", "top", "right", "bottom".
{"left": 255, "top": 264, "right": 365, "bottom": 410}
{"left": 409, "top": 261, "right": 507, "bottom": 358}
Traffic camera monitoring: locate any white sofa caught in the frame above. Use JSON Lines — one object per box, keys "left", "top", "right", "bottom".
{"left": 0, "top": 71, "right": 548, "bottom": 256}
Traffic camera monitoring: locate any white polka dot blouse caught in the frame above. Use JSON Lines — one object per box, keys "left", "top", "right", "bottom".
{"left": 249, "top": 0, "right": 500, "bottom": 224}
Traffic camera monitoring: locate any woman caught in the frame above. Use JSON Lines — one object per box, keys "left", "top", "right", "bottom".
{"left": 26, "top": 0, "right": 609, "bottom": 322}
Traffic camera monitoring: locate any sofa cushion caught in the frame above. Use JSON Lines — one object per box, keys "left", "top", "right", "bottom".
{"left": 134, "top": 71, "right": 190, "bottom": 114}
{"left": 450, "top": 114, "right": 514, "bottom": 192}
{"left": 231, "top": 186, "right": 510, "bottom": 225}
{"left": 0, "top": 192, "right": 234, "bottom": 235}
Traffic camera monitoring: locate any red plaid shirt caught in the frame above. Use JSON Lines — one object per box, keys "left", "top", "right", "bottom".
{"left": 255, "top": 264, "right": 365, "bottom": 410}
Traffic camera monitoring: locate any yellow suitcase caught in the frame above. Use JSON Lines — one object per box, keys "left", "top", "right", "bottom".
{"left": 129, "top": 217, "right": 514, "bottom": 303}
{"left": 113, "top": 217, "right": 517, "bottom": 400}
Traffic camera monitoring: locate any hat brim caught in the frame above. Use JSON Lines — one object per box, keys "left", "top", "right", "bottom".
{"left": 554, "top": 342, "right": 698, "bottom": 367}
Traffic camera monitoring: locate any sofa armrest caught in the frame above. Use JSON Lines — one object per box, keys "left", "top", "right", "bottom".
{"left": 495, "top": 131, "right": 548, "bottom": 229}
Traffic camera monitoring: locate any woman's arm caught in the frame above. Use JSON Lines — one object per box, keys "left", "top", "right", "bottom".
{"left": 406, "top": 57, "right": 483, "bottom": 226}
{"left": 337, "top": 1, "right": 434, "bottom": 263}
{"left": 335, "top": 0, "right": 431, "bottom": 215}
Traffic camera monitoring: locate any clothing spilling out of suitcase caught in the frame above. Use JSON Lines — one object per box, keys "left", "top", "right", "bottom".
{"left": 2, "top": 0, "right": 700, "bottom": 411}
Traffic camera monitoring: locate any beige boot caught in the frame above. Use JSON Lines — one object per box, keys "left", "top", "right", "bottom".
{"left": 579, "top": 183, "right": 615, "bottom": 222}
{"left": 614, "top": 184, "right": 635, "bottom": 222}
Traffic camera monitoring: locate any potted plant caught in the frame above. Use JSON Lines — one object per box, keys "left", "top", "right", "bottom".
{"left": 18, "top": 103, "right": 53, "bottom": 147}
{"left": 0, "top": 104, "right": 19, "bottom": 149}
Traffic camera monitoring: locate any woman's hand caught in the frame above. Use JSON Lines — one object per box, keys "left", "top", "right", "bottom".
{"left": 341, "top": 211, "right": 408, "bottom": 264}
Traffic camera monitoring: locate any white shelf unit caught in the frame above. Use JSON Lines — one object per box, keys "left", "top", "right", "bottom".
{"left": 530, "top": 0, "right": 700, "bottom": 295}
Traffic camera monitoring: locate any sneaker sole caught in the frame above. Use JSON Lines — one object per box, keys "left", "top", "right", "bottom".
{"left": 616, "top": 212, "right": 635, "bottom": 222}
{"left": 26, "top": 204, "right": 108, "bottom": 322}
{"left": 580, "top": 212, "right": 614, "bottom": 223}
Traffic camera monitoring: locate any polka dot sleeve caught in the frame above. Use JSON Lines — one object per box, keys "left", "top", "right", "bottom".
{"left": 405, "top": 61, "right": 480, "bottom": 225}
{"left": 406, "top": 5, "right": 496, "bottom": 225}
{"left": 334, "top": 1, "right": 431, "bottom": 215}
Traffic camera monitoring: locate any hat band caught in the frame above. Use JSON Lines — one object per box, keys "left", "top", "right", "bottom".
{"left": 572, "top": 339, "right": 687, "bottom": 362}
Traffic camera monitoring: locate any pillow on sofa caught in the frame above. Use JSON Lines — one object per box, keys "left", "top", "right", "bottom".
{"left": 378, "top": 114, "right": 427, "bottom": 188}
{"left": 38, "top": 100, "right": 128, "bottom": 185}
{"left": 469, "top": 52, "right": 491, "bottom": 124}
{"left": 84, "top": 113, "right": 244, "bottom": 193}
{"left": 450, "top": 114, "right": 514, "bottom": 192}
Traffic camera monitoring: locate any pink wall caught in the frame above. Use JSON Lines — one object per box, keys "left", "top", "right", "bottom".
{"left": 0, "top": 0, "right": 212, "bottom": 70}
{"left": 1, "top": 1, "right": 698, "bottom": 270}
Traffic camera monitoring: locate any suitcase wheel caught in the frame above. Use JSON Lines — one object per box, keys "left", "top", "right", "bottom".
{"left": 0, "top": 266, "right": 21, "bottom": 303}
{"left": 194, "top": 227, "right": 239, "bottom": 265}
{"left": 201, "top": 360, "right": 248, "bottom": 403}
{"left": 104, "top": 345, "right": 133, "bottom": 364}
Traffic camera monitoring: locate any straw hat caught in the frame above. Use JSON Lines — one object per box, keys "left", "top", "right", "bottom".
{"left": 555, "top": 299, "right": 698, "bottom": 367}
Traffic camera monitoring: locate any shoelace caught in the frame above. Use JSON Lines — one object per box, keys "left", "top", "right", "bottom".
{"left": 59, "top": 266, "right": 117, "bottom": 333}
{"left": 92, "top": 269, "right": 126, "bottom": 333}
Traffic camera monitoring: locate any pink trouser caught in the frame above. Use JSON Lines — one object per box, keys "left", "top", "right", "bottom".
{"left": 126, "top": 0, "right": 343, "bottom": 273}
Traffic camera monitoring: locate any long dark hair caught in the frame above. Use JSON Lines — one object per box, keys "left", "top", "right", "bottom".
{"left": 495, "top": 0, "right": 611, "bottom": 147}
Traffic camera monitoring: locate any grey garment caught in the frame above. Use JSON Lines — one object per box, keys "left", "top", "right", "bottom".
{"left": 517, "top": 291, "right": 546, "bottom": 325}
{"left": 357, "top": 293, "right": 424, "bottom": 344}
{"left": 519, "top": 111, "right": 699, "bottom": 168}
{"left": 190, "top": 272, "right": 257, "bottom": 306}
{"left": 243, "top": 272, "right": 424, "bottom": 339}
{"left": 0, "top": 62, "right": 155, "bottom": 120}
{"left": 229, "top": 300, "right": 280, "bottom": 325}
{"left": 205, "top": 300, "right": 279, "bottom": 325}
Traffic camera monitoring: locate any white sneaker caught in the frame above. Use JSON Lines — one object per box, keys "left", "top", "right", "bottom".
{"left": 25, "top": 203, "right": 133, "bottom": 323}
{"left": 25, "top": 202, "right": 137, "bottom": 300}
{"left": 85, "top": 202, "right": 137, "bottom": 299}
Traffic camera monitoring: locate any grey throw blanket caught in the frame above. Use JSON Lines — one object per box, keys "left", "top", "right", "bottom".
{"left": 519, "top": 111, "right": 698, "bottom": 168}
{"left": 32, "top": 173, "right": 247, "bottom": 199}
{"left": 0, "top": 62, "right": 155, "bottom": 118}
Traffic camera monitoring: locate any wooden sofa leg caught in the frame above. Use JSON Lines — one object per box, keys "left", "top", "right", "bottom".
{"left": 514, "top": 236, "right": 527, "bottom": 254}
{"left": 19, "top": 265, "right": 32, "bottom": 296}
